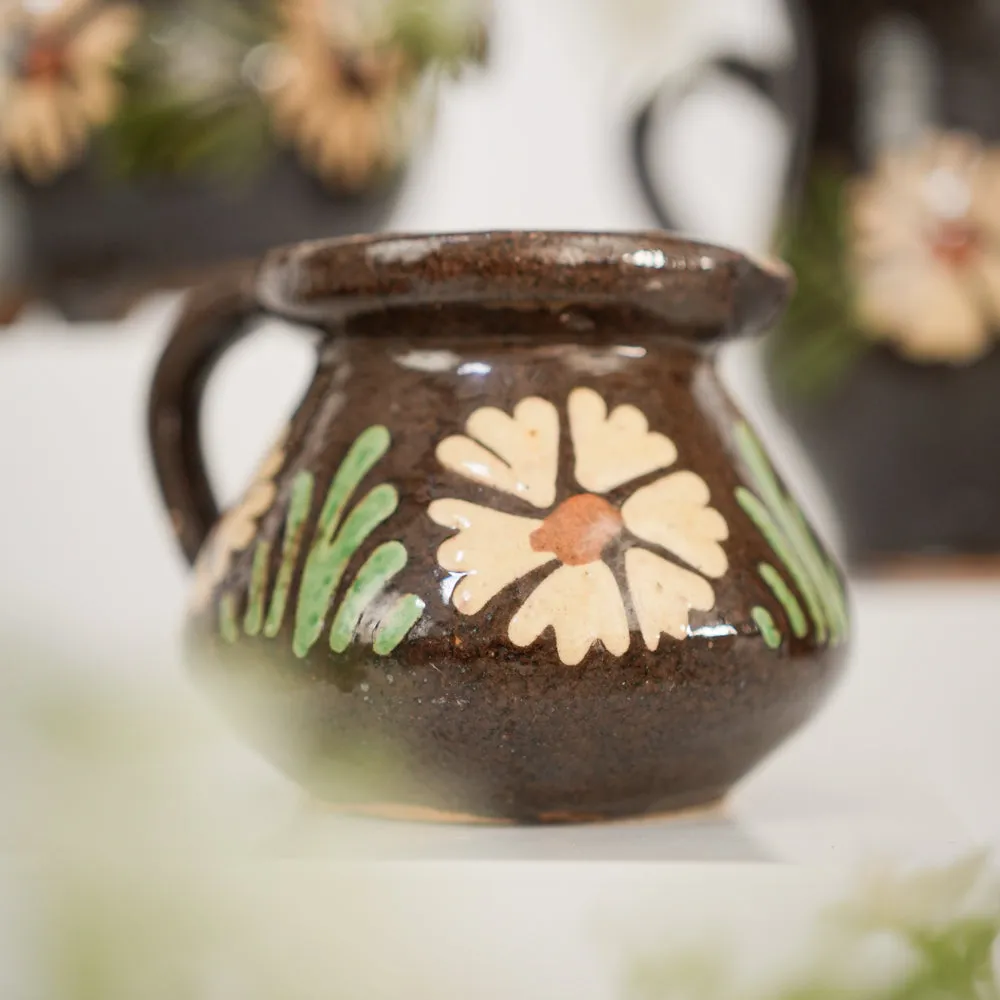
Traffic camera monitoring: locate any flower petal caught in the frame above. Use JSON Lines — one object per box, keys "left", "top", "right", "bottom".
{"left": 856, "top": 257, "right": 990, "bottom": 363}
{"left": 626, "top": 548, "right": 716, "bottom": 649}
{"left": 72, "top": 66, "right": 120, "bottom": 126}
{"left": 976, "top": 254, "right": 1000, "bottom": 327}
{"left": 621, "top": 471, "right": 728, "bottom": 578}
{"left": 568, "top": 387, "right": 677, "bottom": 493}
{"left": 970, "top": 150, "right": 1000, "bottom": 238}
{"left": 508, "top": 562, "right": 629, "bottom": 666}
{"left": 70, "top": 4, "right": 140, "bottom": 68}
{"left": 849, "top": 175, "right": 925, "bottom": 261}
{"left": 6, "top": 86, "right": 79, "bottom": 182}
{"left": 42, "top": 0, "right": 92, "bottom": 31}
{"left": 428, "top": 499, "right": 552, "bottom": 615}
{"left": 257, "top": 429, "right": 289, "bottom": 480}
{"left": 189, "top": 531, "right": 233, "bottom": 614}
{"left": 240, "top": 480, "right": 278, "bottom": 526}
{"left": 436, "top": 397, "right": 559, "bottom": 509}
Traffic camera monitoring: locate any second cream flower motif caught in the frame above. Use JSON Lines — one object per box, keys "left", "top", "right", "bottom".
{"left": 429, "top": 388, "right": 729, "bottom": 665}
{"left": 263, "top": 0, "right": 416, "bottom": 190}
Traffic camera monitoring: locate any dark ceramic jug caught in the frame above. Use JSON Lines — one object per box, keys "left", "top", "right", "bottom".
{"left": 767, "top": 0, "right": 1000, "bottom": 567}
{"left": 5, "top": 155, "right": 402, "bottom": 322}
{"left": 149, "top": 231, "right": 849, "bottom": 824}
{"left": 632, "top": 0, "right": 813, "bottom": 248}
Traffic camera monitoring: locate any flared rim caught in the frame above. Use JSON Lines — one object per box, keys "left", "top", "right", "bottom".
{"left": 257, "top": 230, "right": 793, "bottom": 341}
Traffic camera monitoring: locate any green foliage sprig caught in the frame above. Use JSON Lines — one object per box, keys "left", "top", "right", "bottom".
{"left": 628, "top": 853, "right": 1000, "bottom": 1000}
{"left": 102, "top": 0, "right": 489, "bottom": 183}
{"left": 770, "top": 162, "right": 873, "bottom": 400}
{"left": 102, "top": 0, "right": 277, "bottom": 182}
{"left": 386, "top": 0, "right": 489, "bottom": 75}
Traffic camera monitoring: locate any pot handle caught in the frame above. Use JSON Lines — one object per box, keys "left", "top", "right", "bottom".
{"left": 148, "top": 261, "right": 264, "bottom": 566}
{"left": 631, "top": 0, "right": 814, "bottom": 241}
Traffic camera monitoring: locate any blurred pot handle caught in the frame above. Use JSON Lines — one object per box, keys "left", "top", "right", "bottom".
{"left": 148, "top": 261, "right": 264, "bottom": 566}
{"left": 631, "top": 1, "right": 814, "bottom": 239}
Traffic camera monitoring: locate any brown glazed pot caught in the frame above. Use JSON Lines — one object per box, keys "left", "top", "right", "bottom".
{"left": 148, "top": 231, "right": 849, "bottom": 824}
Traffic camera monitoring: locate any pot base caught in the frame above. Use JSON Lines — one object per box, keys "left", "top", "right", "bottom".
{"left": 304, "top": 791, "right": 729, "bottom": 827}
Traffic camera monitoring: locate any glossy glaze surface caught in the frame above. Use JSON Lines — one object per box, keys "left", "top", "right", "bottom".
{"left": 149, "top": 232, "right": 848, "bottom": 822}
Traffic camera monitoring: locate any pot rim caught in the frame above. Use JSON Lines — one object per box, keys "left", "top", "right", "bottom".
{"left": 256, "top": 230, "right": 793, "bottom": 341}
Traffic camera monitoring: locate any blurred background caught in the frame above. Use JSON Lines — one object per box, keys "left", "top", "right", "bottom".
{"left": 1, "top": 0, "right": 1000, "bottom": 993}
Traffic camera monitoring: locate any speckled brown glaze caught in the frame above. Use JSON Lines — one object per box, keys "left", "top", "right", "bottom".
{"left": 149, "top": 231, "right": 848, "bottom": 824}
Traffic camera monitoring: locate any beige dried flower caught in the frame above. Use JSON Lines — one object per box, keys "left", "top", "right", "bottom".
{"left": 850, "top": 131, "right": 1000, "bottom": 363}
{"left": 0, "top": 0, "right": 140, "bottom": 182}
{"left": 260, "top": 0, "right": 422, "bottom": 190}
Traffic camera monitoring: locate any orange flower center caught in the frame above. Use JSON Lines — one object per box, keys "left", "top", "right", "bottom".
{"left": 931, "top": 220, "right": 979, "bottom": 267}
{"left": 331, "top": 47, "right": 405, "bottom": 97}
{"left": 530, "top": 494, "right": 624, "bottom": 566}
{"left": 21, "top": 40, "right": 68, "bottom": 82}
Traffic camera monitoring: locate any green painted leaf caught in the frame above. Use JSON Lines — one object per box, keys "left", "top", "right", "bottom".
{"left": 294, "top": 482, "right": 399, "bottom": 659}
{"left": 374, "top": 594, "right": 426, "bottom": 656}
{"left": 316, "top": 427, "right": 391, "bottom": 541}
{"left": 264, "top": 471, "right": 314, "bottom": 639}
{"left": 759, "top": 561, "right": 808, "bottom": 639}
{"left": 752, "top": 606, "right": 782, "bottom": 650}
{"left": 788, "top": 500, "right": 849, "bottom": 645}
{"left": 243, "top": 541, "right": 271, "bottom": 637}
{"left": 734, "top": 421, "right": 848, "bottom": 646}
{"left": 329, "top": 541, "right": 409, "bottom": 653}
{"left": 212, "top": 423, "right": 425, "bottom": 659}
{"left": 291, "top": 426, "right": 393, "bottom": 658}
{"left": 219, "top": 592, "right": 239, "bottom": 645}
{"left": 736, "top": 486, "right": 828, "bottom": 643}
{"left": 823, "top": 566, "right": 849, "bottom": 645}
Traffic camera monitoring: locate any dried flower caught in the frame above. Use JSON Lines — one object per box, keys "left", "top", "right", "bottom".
{"left": 0, "top": 0, "right": 140, "bottom": 182}
{"left": 261, "top": 0, "right": 422, "bottom": 190}
{"left": 850, "top": 132, "right": 1000, "bottom": 363}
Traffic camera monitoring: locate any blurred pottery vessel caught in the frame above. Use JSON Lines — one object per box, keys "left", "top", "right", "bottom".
{"left": 148, "top": 231, "right": 849, "bottom": 824}
{"left": 0, "top": 0, "right": 486, "bottom": 322}
{"left": 767, "top": 0, "right": 1000, "bottom": 569}
{"left": 4, "top": 155, "right": 404, "bottom": 322}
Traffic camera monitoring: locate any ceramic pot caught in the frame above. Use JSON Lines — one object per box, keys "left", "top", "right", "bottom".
{"left": 0, "top": 0, "right": 460, "bottom": 323}
{"left": 766, "top": 0, "right": 1000, "bottom": 567}
{"left": 3, "top": 154, "right": 404, "bottom": 323}
{"left": 148, "top": 231, "right": 849, "bottom": 824}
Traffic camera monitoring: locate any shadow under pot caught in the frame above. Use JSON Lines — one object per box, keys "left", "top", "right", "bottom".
{"left": 148, "top": 231, "right": 849, "bottom": 824}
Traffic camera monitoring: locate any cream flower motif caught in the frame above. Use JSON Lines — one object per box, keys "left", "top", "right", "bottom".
{"left": 429, "top": 388, "right": 729, "bottom": 665}
{"left": 850, "top": 131, "right": 1000, "bottom": 363}
{"left": 190, "top": 430, "right": 288, "bottom": 613}
{"left": 0, "top": 0, "right": 140, "bottom": 183}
